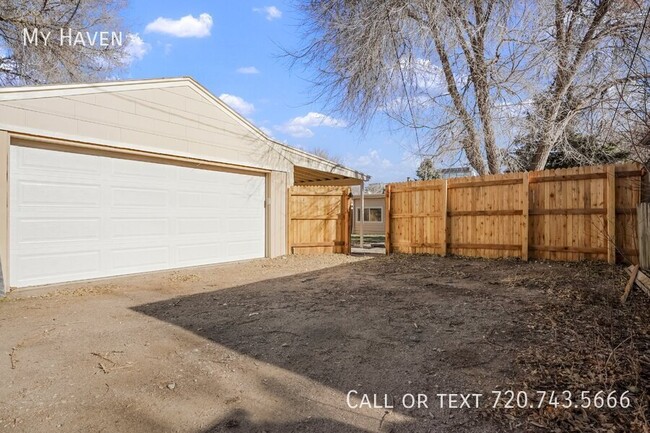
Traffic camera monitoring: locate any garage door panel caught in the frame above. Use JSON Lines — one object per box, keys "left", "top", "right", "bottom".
{"left": 227, "top": 222, "right": 262, "bottom": 234}
{"left": 227, "top": 240, "right": 265, "bottom": 259}
{"left": 177, "top": 237, "right": 229, "bottom": 256}
{"left": 111, "top": 158, "right": 172, "bottom": 179}
{"left": 177, "top": 191, "right": 222, "bottom": 208}
{"left": 16, "top": 251, "right": 102, "bottom": 285}
{"left": 177, "top": 243, "right": 226, "bottom": 265}
{"left": 19, "top": 181, "right": 101, "bottom": 207}
{"left": 14, "top": 239, "right": 106, "bottom": 256}
{"left": 17, "top": 218, "right": 101, "bottom": 243}
{"left": 177, "top": 218, "right": 224, "bottom": 235}
{"left": 111, "top": 187, "right": 170, "bottom": 208}
{"left": 229, "top": 195, "right": 261, "bottom": 206}
{"left": 10, "top": 145, "right": 266, "bottom": 288}
{"left": 226, "top": 204, "right": 262, "bottom": 218}
{"left": 110, "top": 246, "right": 170, "bottom": 272}
{"left": 15, "top": 147, "right": 102, "bottom": 176}
{"left": 177, "top": 167, "right": 228, "bottom": 183}
{"left": 234, "top": 206, "right": 266, "bottom": 217}
{"left": 110, "top": 218, "right": 169, "bottom": 239}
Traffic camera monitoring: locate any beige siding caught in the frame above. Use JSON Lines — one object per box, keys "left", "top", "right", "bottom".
{"left": 353, "top": 223, "right": 385, "bottom": 235}
{"left": 0, "top": 131, "right": 7, "bottom": 293}
{"left": 269, "top": 171, "right": 288, "bottom": 257}
{"left": 0, "top": 82, "right": 293, "bottom": 174}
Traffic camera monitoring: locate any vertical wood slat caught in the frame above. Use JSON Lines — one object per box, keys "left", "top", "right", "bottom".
{"left": 347, "top": 191, "right": 352, "bottom": 254}
{"left": 348, "top": 191, "right": 353, "bottom": 254}
{"left": 638, "top": 203, "right": 650, "bottom": 270}
{"left": 521, "top": 172, "right": 529, "bottom": 261}
{"left": 615, "top": 167, "right": 642, "bottom": 264}
{"left": 410, "top": 184, "right": 414, "bottom": 254}
{"left": 441, "top": 179, "right": 448, "bottom": 256}
{"left": 385, "top": 185, "right": 391, "bottom": 255}
{"left": 606, "top": 165, "right": 616, "bottom": 265}
{"left": 343, "top": 189, "right": 349, "bottom": 254}
{"left": 287, "top": 187, "right": 292, "bottom": 254}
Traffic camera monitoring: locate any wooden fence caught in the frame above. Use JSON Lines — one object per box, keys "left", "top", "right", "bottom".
{"left": 386, "top": 164, "right": 644, "bottom": 264}
{"left": 288, "top": 185, "right": 351, "bottom": 255}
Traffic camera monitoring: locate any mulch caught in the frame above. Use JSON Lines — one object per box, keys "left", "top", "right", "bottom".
{"left": 489, "top": 262, "right": 650, "bottom": 433}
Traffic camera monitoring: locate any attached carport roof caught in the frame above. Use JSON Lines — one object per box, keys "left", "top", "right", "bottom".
{"left": 293, "top": 165, "right": 364, "bottom": 185}
{"left": 276, "top": 141, "right": 368, "bottom": 186}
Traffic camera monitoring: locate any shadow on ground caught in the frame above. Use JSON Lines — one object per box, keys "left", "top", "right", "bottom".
{"left": 205, "top": 409, "right": 375, "bottom": 433}
{"left": 132, "top": 255, "right": 541, "bottom": 432}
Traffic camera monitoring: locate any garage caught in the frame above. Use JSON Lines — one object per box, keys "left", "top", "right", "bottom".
{"left": 0, "top": 77, "right": 366, "bottom": 292}
{"left": 9, "top": 145, "right": 266, "bottom": 287}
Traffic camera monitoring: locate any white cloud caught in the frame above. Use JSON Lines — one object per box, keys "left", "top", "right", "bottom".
{"left": 276, "top": 112, "right": 347, "bottom": 138}
{"left": 344, "top": 149, "right": 421, "bottom": 183}
{"left": 352, "top": 149, "right": 393, "bottom": 169}
{"left": 145, "top": 13, "right": 213, "bottom": 38}
{"left": 123, "top": 33, "right": 150, "bottom": 63}
{"left": 237, "top": 66, "right": 260, "bottom": 74}
{"left": 219, "top": 93, "right": 255, "bottom": 116}
{"left": 253, "top": 6, "right": 282, "bottom": 21}
{"left": 277, "top": 124, "right": 314, "bottom": 138}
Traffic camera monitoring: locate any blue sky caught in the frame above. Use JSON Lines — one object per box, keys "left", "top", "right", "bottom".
{"left": 121, "top": 0, "right": 420, "bottom": 183}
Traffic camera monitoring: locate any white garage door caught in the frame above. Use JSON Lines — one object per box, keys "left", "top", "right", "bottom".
{"left": 9, "top": 145, "right": 266, "bottom": 288}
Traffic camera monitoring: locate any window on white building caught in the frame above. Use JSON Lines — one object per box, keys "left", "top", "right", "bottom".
{"left": 356, "top": 207, "right": 383, "bottom": 222}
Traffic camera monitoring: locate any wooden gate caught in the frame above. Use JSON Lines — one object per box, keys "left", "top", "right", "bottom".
{"left": 288, "top": 186, "right": 351, "bottom": 254}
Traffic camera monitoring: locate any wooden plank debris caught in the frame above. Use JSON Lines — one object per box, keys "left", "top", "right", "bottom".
{"left": 625, "top": 265, "right": 650, "bottom": 298}
{"left": 621, "top": 265, "right": 639, "bottom": 304}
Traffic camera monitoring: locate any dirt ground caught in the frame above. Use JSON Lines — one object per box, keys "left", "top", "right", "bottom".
{"left": 1, "top": 254, "right": 648, "bottom": 433}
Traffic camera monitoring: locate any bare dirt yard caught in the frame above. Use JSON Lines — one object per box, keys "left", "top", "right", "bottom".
{"left": 1, "top": 254, "right": 648, "bottom": 433}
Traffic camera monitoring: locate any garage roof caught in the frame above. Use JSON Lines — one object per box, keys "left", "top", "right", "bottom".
{"left": 0, "top": 77, "right": 369, "bottom": 185}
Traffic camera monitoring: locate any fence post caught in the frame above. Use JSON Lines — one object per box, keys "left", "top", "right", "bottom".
{"left": 639, "top": 203, "right": 650, "bottom": 270}
{"left": 409, "top": 182, "right": 414, "bottom": 254}
{"left": 606, "top": 165, "right": 616, "bottom": 264}
{"left": 441, "top": 180, "right": 448, "bottom": 257}
{"left": 521, "top": 172, "right": 529, "bottom": 261}
{"left": 385, "top": 185, "right": 391, "bottom": 255}
{"left": 343, "top": 189, "right": 350, "bottom": 254}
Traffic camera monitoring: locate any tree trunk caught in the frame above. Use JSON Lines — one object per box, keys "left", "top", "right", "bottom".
{"left": 430, "top": 23, "right": 488, "bottom": 175}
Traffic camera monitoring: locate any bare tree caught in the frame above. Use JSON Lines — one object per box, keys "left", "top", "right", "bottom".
{"left": 528, "top": 0, "right": 650, "bottom": 169}
{"left": 0, "top": 0, "right": 131, "bottom": 85}
{"left": 606, "top": 18, "right": 650, "bottom": 173}
{"left": 293, "top": 0, "right": 650, "bottom": 174}
{"left": 310, "top": 146, "right": 344, "bottom": 164}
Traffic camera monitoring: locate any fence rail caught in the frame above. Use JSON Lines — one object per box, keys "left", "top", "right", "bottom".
{"left": 386, "top": 164, "right": 644, "bottom": 264}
